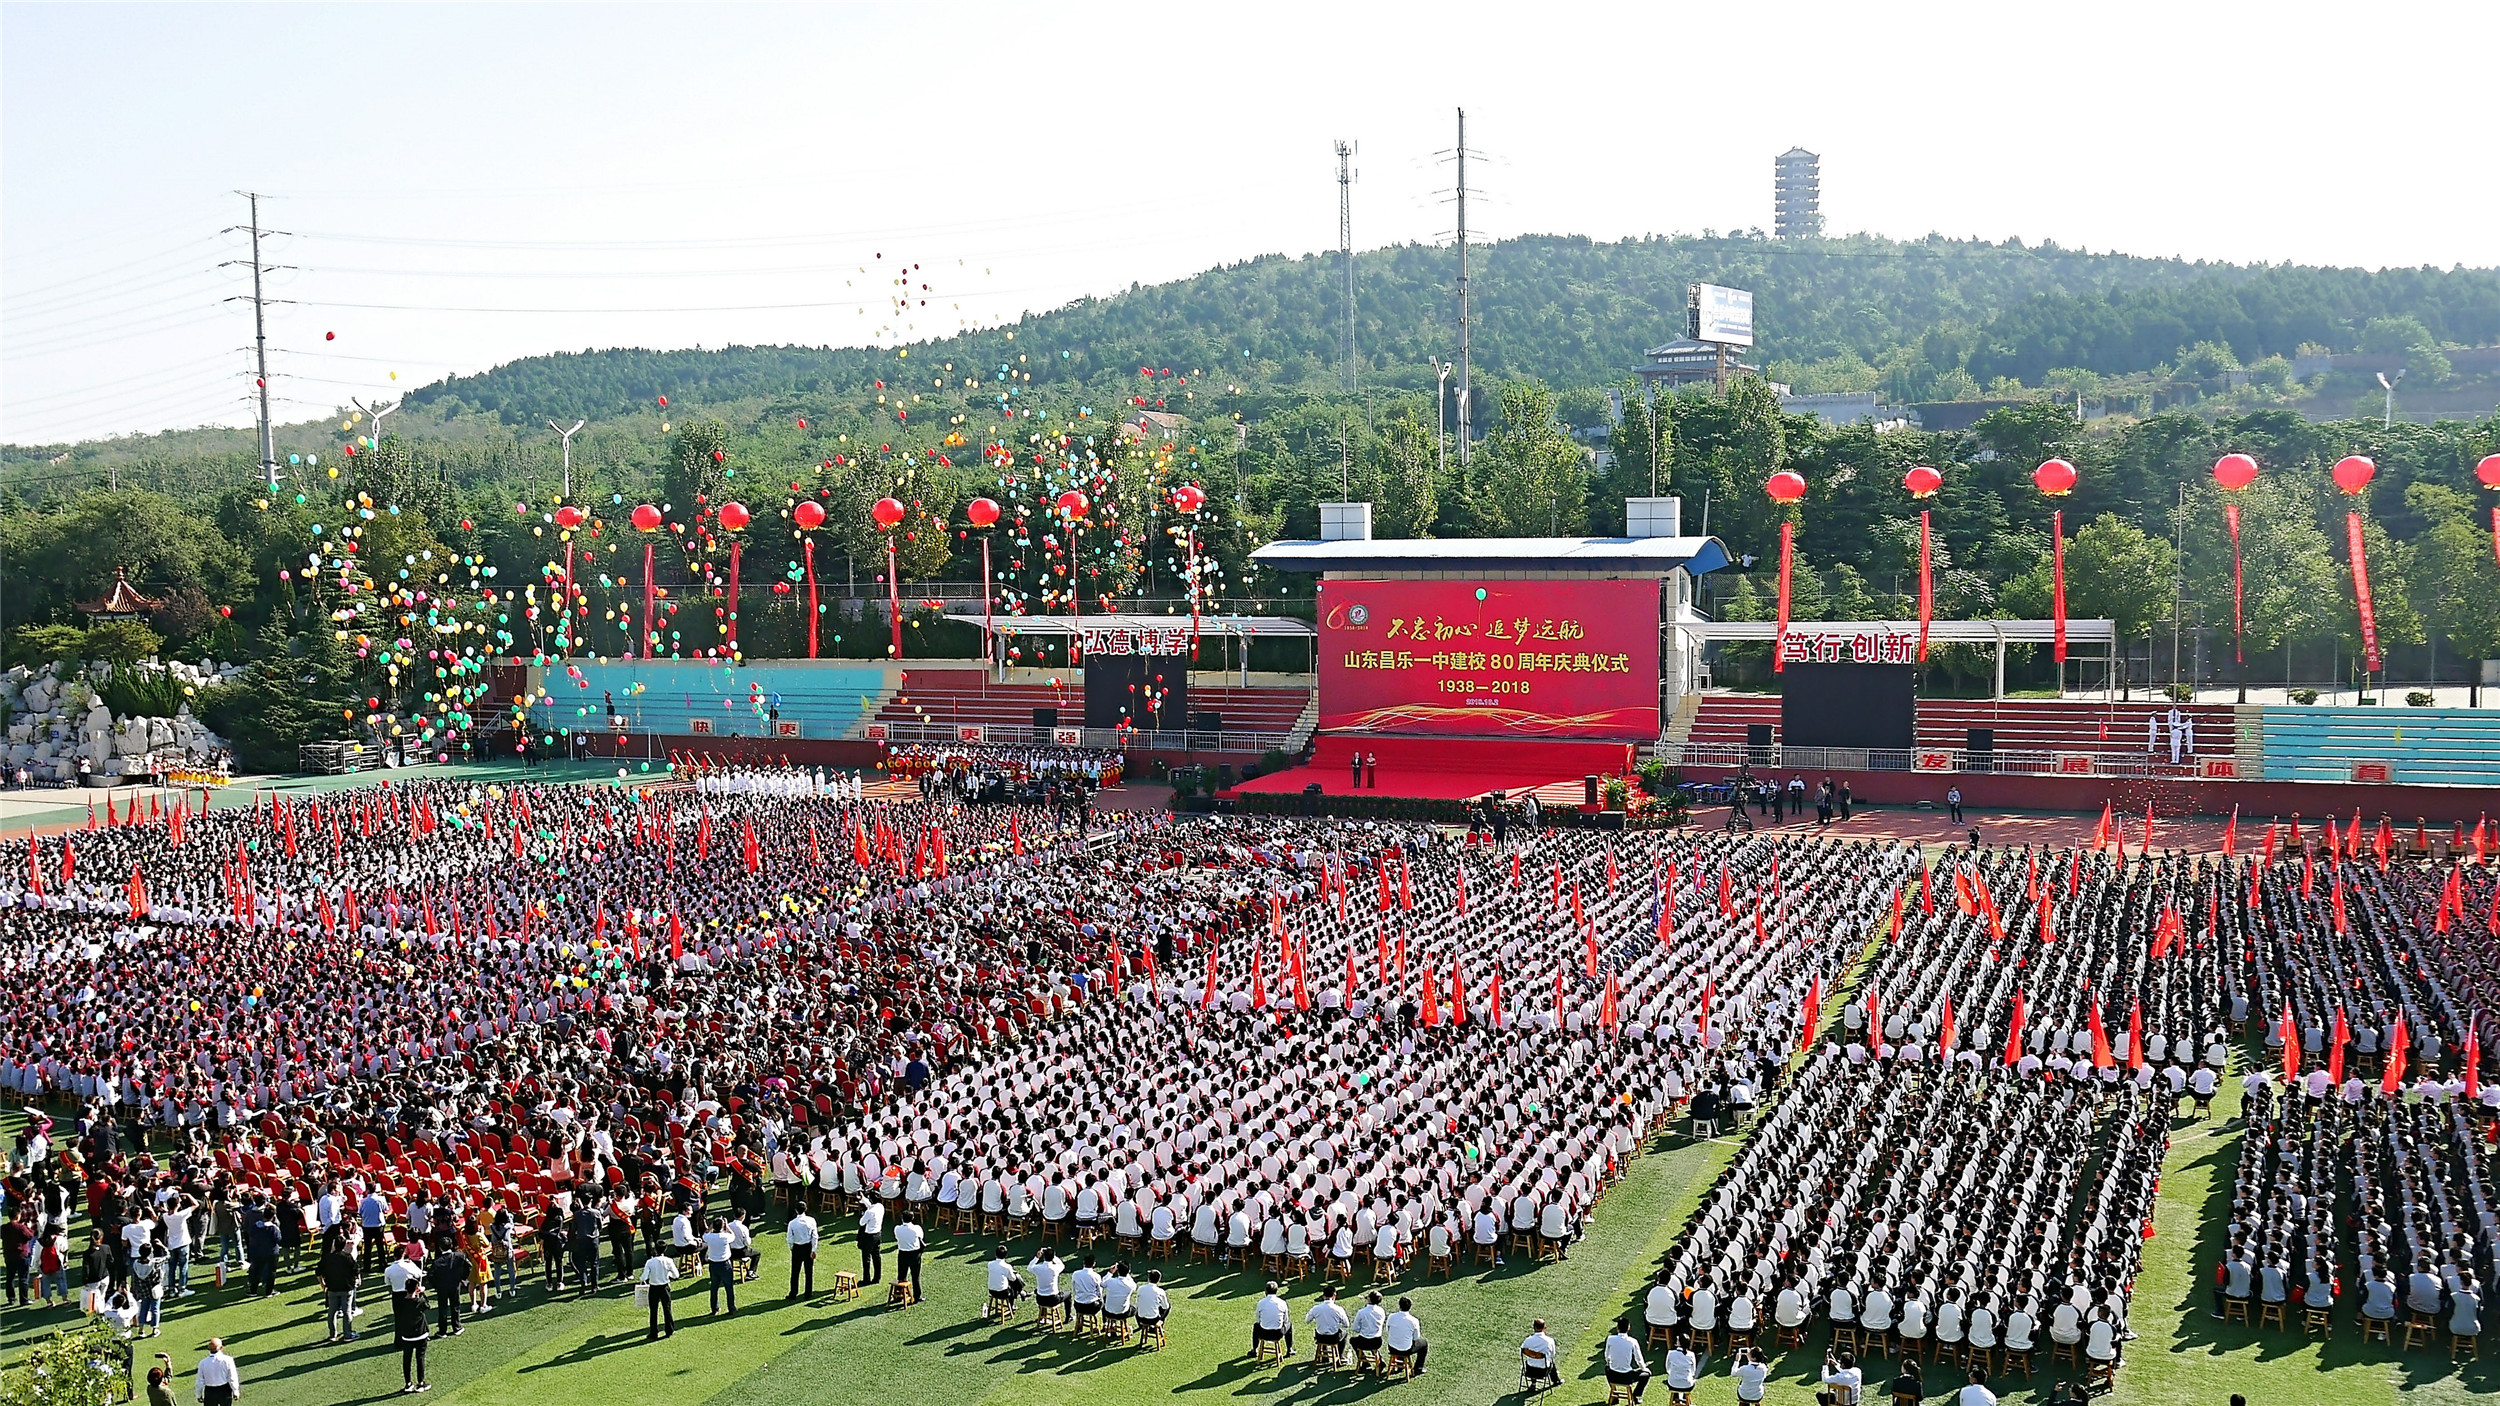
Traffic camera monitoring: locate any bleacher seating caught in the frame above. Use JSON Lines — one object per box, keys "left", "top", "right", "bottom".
{"left": 875, "top": 671, "right": 1311, "bottom": 742}
{"left": 569, "top": 660, "right": 891, "bottom": 737}
{"left": 2258, "top": 705, "right": 2500, "bottom": 786}
{"left": 1681, "top": 694, "right": 2239, "bottom": 762}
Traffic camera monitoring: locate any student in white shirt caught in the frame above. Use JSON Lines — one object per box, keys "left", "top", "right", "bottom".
{"left": 1954, "top": 1366, "right": 1998, "bottom": 1406}
{"left": 985, "top": 1248, "right": 1026, "bottom": 1318}
{"left": 1307, "top": 1287, "right": 1351, "bottom": 1362}
{"left": 1028, "top": 1248, "right": 1064, "bottom": 1315}
{"left": 1515, "top": 1320, "right": 1564, "bottom": 1393}
{"left": 1731, "top": 1346, "right": 1769, "bottom": 1403}
{"left": 1102, "top": 1263, "right": 1137, "bottom": 1326}
{"left": 856, "top": 1201, "right": 886, "bottom": 1286}
{"left": 1664, "top": 1334, "right": 1706, "bottom": 1401}
{"left": 892, "top": 1213, "right": 925, "bottom": 1299}
{"left": 1252, "top": 1281, "right": 1294, "bottom": 1358}
{"left": 702, "top": 1216, "right": 736, "bottom": 1315}
{"left": 640, "top": 1249, "right": 678, "bottom": 1340}
{"left": 1069, "top": 1254, "right": 1103, "bottom": 1330}
{"left": 1818, "top": 1348, "right": 1864, "bottom": 1406}
{"left": 1351, "top": 1290, "right": 1387, "bottom": 1359}
{"left": 1133, "top": 1268, "right": 1169, "bottom": 1329}
{"left": 1603, "top": 1318, "right": 1649, "bottom": 1401}
{"left": 1385, "top": 1295, "right": 1428, "bottom": 1375}
{"left": 785, "top": 1210, "right": 819, "bottom": 1299}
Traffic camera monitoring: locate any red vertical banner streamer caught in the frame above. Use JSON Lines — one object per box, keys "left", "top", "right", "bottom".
{"left": 1916, "top": 509, "right": 1933, "bottom": 663}
{"left": 2490, "top": 505, "right": 2499, "bottom": 572}
{"left": 884, "top": 538, "right": 903, "bottom": 659}
{"left": 2225, "top": 503, "right": 2243, "bottom": 663}
{"left": 641, "top": 542, "right": 656, "bottom": 660}
{"left": 2347, "top": 510, "right": 2381, "bottom": 673}
{"left": 726, "top": 542, "right": 742, "bottom": 654}
{"left": 2050, "top": 509, "right": 2067, "bottom": 664}
{"left": 1772, "top": 520, "right": 1795, "bottom": 675}
{"left": 804, "top": 539, "right": 820, "bottom": 659}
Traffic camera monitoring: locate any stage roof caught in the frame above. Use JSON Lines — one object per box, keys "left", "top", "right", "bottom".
{"left": 1250, "top": 535, "right": 1733, "bottom": 577}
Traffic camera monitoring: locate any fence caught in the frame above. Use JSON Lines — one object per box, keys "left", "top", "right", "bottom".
{"left": 1648, "top": 741, "right": 2246, "bottom": 781}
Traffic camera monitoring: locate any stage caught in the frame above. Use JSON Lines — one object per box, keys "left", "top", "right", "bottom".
{"left": 1226, "top": 734, "right": 1643, "bottom": 803}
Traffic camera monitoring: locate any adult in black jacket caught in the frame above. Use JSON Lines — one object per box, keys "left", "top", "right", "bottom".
{"left": 319, "top": 1233, "right": 362, "bottom": 1343}
{"left": 393, "top": 1280, "right": 432, "bottom": 1392}
{"left": 427, "top": 1243, "right": 471, "bottom": 1337}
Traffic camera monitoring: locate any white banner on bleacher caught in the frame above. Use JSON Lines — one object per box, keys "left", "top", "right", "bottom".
{"left": 1052, "top": 726, "right": 1084, "bottom": 747}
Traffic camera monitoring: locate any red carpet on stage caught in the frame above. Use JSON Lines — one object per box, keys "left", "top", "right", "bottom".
{"left": 1228, "top": 734, "right": 1641, "bottom": 801}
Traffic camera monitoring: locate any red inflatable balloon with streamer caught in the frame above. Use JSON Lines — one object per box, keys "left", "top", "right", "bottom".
{"left": 1903, "top": 468, "right": 1940, "bottom": 661}
{"left": 2033, "top": 458, "right": 2077, "bottom": 497}
{"left": 2212, "top": 456, "right": 2258, "bottom": 669}
{"left": 792, "top": 500, "right": 826, "bottom": 530}
{"left": 1172, "top": 483, "right": 1207, "bottom": 514}
{"left": 2479, "top": 455, "right": 2500, "bottom": 574}
{"left": 871, "top": 497, "right": 906, "bottom": 529}
{"left": 1764, "top": 472, "right": 1805, "bottom": 672}
{"left": 717, "top": 501, "right": 750, "bottom": 531}
{"left": 631, "top": 504, "right": 662, "bottom": 532}
{"left": 2332, "top": 457, "right": 2381, "bottom": 674}
{"left": 553, "top": 505, "right": 585, "bottom": 529}
{"left": 2034, "top": 461, "right": 2077, "bottom": 663}
{"left": 629, "top": 506, "right": 661, "bottom": 660}
{"left": 965, "top": 497, "right": 1001, "bottom": 528}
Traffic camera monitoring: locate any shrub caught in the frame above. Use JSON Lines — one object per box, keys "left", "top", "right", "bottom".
{"left": 82, "top": 620, "right": 162, "bottom": 667}
{"left": 2405, "top": 690, "right": 2434, "bottom": 707}
{"left": 101, "top": 666, "right": 187, "bottom": 720}
{"left": 2290, "top": 688, "right": 2320, "bottom": 704}
{"left": 2162, "top": 684, "right": 2194, "bottom": 702}
{"left": 0, "top": 1319, "right": 127, "bottom": 1406}
{"left": 8, "top": 624, "right": 87, "bottom": 667}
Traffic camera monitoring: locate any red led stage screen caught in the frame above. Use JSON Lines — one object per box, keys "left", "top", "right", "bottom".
{"left": 1316, "top": 579, "right": 1659, "bottom": 739}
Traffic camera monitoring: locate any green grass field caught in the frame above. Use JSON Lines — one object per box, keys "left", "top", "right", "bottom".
{"left": 8, "top": 1063, "right": 2493, "bottom": 1406}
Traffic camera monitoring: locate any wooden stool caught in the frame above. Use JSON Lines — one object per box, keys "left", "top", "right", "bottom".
{"left": 2360, "top": 1315, "right": 2392, "bottom": 1345}
{"left": 1962, "top": 1346, "right": 1992, "bottom": 1378}
{"left": 1118, "top": 1233, "right": 1144, "bottom": 1258}
{"left": 983, "top": 1289, "right": 1017, "bottom": 1322}
{"left": 1537, "top": 1237, "right": 1564, "bottom": 1264}
{"left": 1429, "top": 1248, "right": 1453, "bottom": 1278}
{"left": 2221, "top": 1297, "right": 2250, "bottom": 1325}
{"left": 1474, "top": 1242, "right": 1496, "bottom": 1268}
{"left": 1312, "top": 1338, "right": 1345, "bottom": 1369}
{"left": 1778, "top": 1322, "right": 1808, "bottom": 1350}
{"left": 1105, "top": 1314, "right": 1134, "bottom": 1346}
{"left": 1830, "top": 1324, "right": 1860, "bottom": 1358}
{"left": 886, "top": 1280, "right": 917, "bottom": 1308}
{"left": 1253, "top": 1335, "right": 1286, "bottom": 1365}
{"left": 1033, "top": 1299, "right": 1068, "bottom": 1331}
{"left": 1646, "top": 1321, "right": 1672, "bottom": 1347}
{"left": 980, "top": 1211, "right": 1003, "bottom": 1236}
{"left": 1382, "top": 1347, "right": 1418, "bottom": 1380}
{"left": 2403, "top": 1315, "right": 2439, "bottom": 1352}
{"left": 1148, "top": 1237, "right": 1173, "bottom": 1260}
{"left": 1187, "top": 1241, "right": 1215, "bottom": 1265}
{"left": 1353, "top": 1344, "right": 1381, "bottom": 1374}
{"left": 1075, "top": 1222, "right": 1101, "bottom": 1249}
{"left": 1263, "top": 1251, "right": 1289, "bottom": 1277}
{"left": 2257, "top": 1301, "right": 2287, "bottom": 1331}
{"left": 1606, "top": 1384, "right": 1634, "bottom": 1405}
{"left": 2000, "top": 1347, "right": 2032, "bottom": 1381}
{"left": 831, "top": 1271, "right": 859, "bottom": 1302}
{"left": 1140, "top": 1318, "right": 1167, "bottom": 1350}
{"left": 2085, "top": 1358, "right": 2116, "bottom": 1391}
{"left": 1370, "top": 1251, "right": 1397, "bottom": 1282}
{"left": 2050, "top": 1340, "right": 2080, "bottom": 1367}
{"left": 1327, "top": 1256, "right": 1353, "bottom": 1284}
{"left": 2302, "top": 1307, "right": 2331, "bottom": 1337}
{"left": 2451, "top": 1331, "right": 2478, "bottom": 1361}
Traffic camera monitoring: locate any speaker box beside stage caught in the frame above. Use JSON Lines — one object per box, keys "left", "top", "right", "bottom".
{"left": 1779, "top": 664, "right": 1916, "bottom": 752}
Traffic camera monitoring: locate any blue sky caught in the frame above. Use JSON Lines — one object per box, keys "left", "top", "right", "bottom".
{"left": 5, "top": 1, "right": 2495, "bottom": 444}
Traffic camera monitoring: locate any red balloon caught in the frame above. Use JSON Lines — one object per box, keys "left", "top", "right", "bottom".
{"left": 965, "top": 497, "right": 1001, "bottom": 528}
{"left": 871, "top": 497, "right": 906, "bottom": 529}
{"left": 1172, "top": 483, "right": 1207, "bottom": 514}
{"left": 1056, "top": 489, "right": 1090, "bottom": 518}
{"left": 717, "top": 501, "right": 750, "bottom": 531}
{"left": 553, "top": 505, "right": 585, "bottom": 529}
{"left": 2332, "top": 455, "right": 2376, "bottom": 496}
{"left": 1764, "top": 471, "right": 1807, "bottom": 504}
{"left": 2475, "top": 453, "right": 2500, "bottom": 490}
{"left": 2033, "top": 458, "right": 2078, "bottom": 497}
{"left": 1902, "top": 465, "right": 1942, "bottom": 499}
{"left": 631, "top": 504, "right": 662, "bottom": 532}
{"left": 2212, "top": 453, "right": 2259, "bottom": 492}
{"left": 793, "top": 500, "right": 827, "bottom": 530}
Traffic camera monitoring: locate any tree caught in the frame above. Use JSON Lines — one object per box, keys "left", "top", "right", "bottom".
{"left": 82, "top": 620, "right": 162, "bottom": 666}
{"left": 0, "top": 1321, "right": 126, "bottom": 1406}
{"left": 1468, "top": 382, "right": 1586, "bottom": 538}
{"left": 2063, "top": 514, "right": 2175, "bottom": 642}
{"left": 1370, "top": 411, "right": 1440, "bottom": 539}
